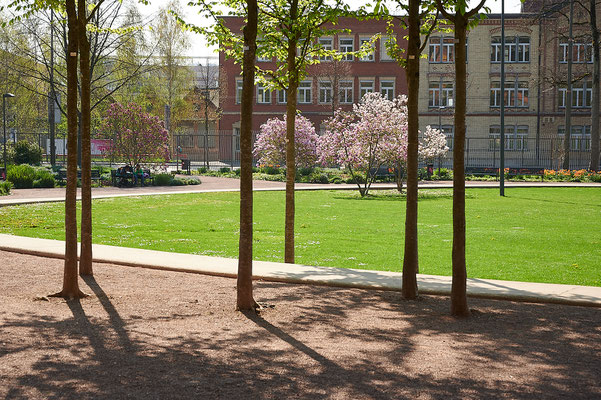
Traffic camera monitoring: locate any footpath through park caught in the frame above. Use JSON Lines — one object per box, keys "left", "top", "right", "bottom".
{"left": 1, "top": 177, "right": 601, "bottom": 307}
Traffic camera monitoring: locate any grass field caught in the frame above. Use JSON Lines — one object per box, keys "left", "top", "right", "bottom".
{"left": 1, "top": 187, "right": 600, "bottom": 286}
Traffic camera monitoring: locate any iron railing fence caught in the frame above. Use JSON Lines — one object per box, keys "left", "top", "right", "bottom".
{"left": 5, "top": 132, "right": 600, "bottom": 172}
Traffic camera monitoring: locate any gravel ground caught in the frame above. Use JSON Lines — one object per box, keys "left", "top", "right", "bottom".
{"left": 1, "top": 250, "right": 600, "bottom": 400}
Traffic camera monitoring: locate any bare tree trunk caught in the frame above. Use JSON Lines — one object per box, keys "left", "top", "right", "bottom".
{"left": 589, "top": 0, "right": 600, "bottom": 171}
{"left": 402, "top": 0, "right": 420, "bottom": 300}
{"left": 78, "top": 0, "right": 93, "bottom": 276}
{"left": 236, "top": 0, "right": 258, "bottom": 311}
{"left": 51, "top": 0, "right": 85, "bottom": 299}
{"left": 284, "top": 0, "right": 299, "bottom": 264}
{"left": 451, "top": 16, "right": 470, "bottom": 318}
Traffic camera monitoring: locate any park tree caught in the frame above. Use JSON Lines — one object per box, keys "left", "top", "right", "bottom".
{"left": 380, "top": 0, "right": 440, "bottom": 299}
{"left": 319, "top": 92, "right": 408, "bottom": 197}
{"left": 253, "top": 114, "right": 319, "bottom": 168}
{"left": 97, "top": 102, "right": 170, "bottom": 166}
{"left": 177, "top": 0, "right": 259, "bottom": 310}
{"left": 150, "top": 0, "right": 192, "bottom": 134}
{"left": 435, "top": 0, "right": 488, "bottom": 317}
{"left": 419, "top": 125, "right": 449, "bottom": 164}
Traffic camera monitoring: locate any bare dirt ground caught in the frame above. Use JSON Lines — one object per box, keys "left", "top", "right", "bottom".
{"left": 1, "top": 250, "right": 600, "bottom": 400}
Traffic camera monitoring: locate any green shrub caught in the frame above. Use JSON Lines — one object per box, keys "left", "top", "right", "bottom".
{"left": 261, "top": 166, "right": 280, "bottom": 175}
{"left": 218, "top": 167, "right": 230, "bottom": 173}
{"left": 32, "top": 169, "right": 55, "bottom": 188}
{"left": 13, "top": 141, "right": 43, "bottom": 165}
{"left": 309, "top": 172, "right": 329, "bottom": 184}
{"left": 234, "top": 168, "right": 241, "bottom": 176}
{"left": 0, "top": 181, "right": 12, "bottom": 195}
{"left": 298, "top": 167, "right": 314, "bottom": 177}
{"left": 170, "top": 178, "right": 186, "bottom": 186}
{"left": 185, "top": 178, "right": 201, "bottom": 185}
{"left": 153, "top": 173, "right": 174, "bottom": 186}
{"left": 588, "top": 173, "right": 601, "bottom": 183}
{"left": 7, "top": 164, "right": 36, "bottom": 188}
{"left": 432, "top": 168, "right": 452, "bottom": 180}
{"left": 329, "top": 176, "right": 343, "bottom": 184}
{"left": 198, "top": 167, "right": 208, "bottom": 174}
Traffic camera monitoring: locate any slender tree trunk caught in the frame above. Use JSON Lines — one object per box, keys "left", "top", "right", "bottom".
{"left": 589, "top": 0, "right": 600, "bottom": 171}
{"left": 451, "top": 16, "right": 470, "bottom": 317}
{"left": 236, "top": 0, "right": 258, "bottom": 311}
{"left": 563, "top": 0, "right": 574, "bottom": 170}
{"left": 284, "top": 0, "right": 299, "bottom": 264}
{"left": 402, "top": 0, "right": 420, "bottom": 300}
{"left": 51, "top": 0, "right": 85, "bottom": 299}
{"left": 78, "top": 0, "right": 93, "bottom": 276}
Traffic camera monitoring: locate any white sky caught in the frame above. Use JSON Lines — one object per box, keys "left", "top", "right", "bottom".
{"left": 142, "top": 0, "right": 524, "bottom": 59}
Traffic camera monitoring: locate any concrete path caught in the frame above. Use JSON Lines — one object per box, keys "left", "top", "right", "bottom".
{"left": 1, "top": 234, "right": 600, "bottom": 308}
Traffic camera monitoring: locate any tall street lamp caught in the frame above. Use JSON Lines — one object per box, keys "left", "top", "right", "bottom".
{"left": 3, "top": 93, "right": 15, "bottom": 181}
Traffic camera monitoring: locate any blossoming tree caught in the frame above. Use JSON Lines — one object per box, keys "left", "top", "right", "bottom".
{"left": 253, "top": 114, "right": 319, "bottom": 168}
{"left": 419, "top": 125, "right": 449, "bottom": 165}
{"left": 98, "top": 102, "right": 170, "bottom": 166}
{"left": 319, "top": 92, "right": 408, "bottom": 196}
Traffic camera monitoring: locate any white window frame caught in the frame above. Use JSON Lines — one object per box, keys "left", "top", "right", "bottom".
{"left": 339, "top": 80, "right": 353, "bottom": 104}
{"left": 559, "top": 81, "right": 592, "bottom": 108}
{"left": 380, "top": 79, "right": 395, "bottom": 100}
{"left": 319, "top": 80, "right": 332, "bottom": 104}
{"left": 380, "top": 35, "right": 393, "bottom": 61}
{"left": 339, "top": 37, "right": 354, "bottom": 61}
{"left": 429, "top": 81, "right": 454, "bottom": 107}
{"left": 235, "top": 79, "right": 243, "bottom": 104}
{"left": 491, "top": 36, "right": 530, "bottom": 63}
{"left": 277, "top": 88, "right": 287, "bottom": 104}
{"left": 257, "top": 85, "right": 271, "bottom": 104}
{"left": 359, "top": 79, "right": 374, "bottom": 99}
{"left": 298, "top": 80, "right": 313, "bottom": 104}
{"left": 359, "top": 36, "right": 375, "bottom": 61}
{"left": 319, "top": 37, "right": 333, "bottom": 62}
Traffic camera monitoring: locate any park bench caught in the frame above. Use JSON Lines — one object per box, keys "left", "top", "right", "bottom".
{"left": 506, "top": 167, "right": 545, "bottom": 181}
{"left": 111, "top": 168, "right": 153, "bottom": 187}
{"left": 465, "top": 167, "right": 499, "bottom": 177}
{"left": 56, "top": 169, "right": 101, "bottom": 183}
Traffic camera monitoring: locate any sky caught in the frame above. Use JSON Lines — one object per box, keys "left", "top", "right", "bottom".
{"left": 141, "top": 0, "right": 524, "bottom": 59}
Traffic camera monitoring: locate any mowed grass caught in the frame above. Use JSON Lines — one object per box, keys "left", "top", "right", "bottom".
{"left": 1, "top": 187, "right": 600, "bottom": 286}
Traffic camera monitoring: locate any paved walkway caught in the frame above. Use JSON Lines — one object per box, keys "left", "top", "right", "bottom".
{"left": 1, "top": 234, "right": 600, "bottom": 307}
{"left": 1, "top": 178, "right": 600, "bottom": 307}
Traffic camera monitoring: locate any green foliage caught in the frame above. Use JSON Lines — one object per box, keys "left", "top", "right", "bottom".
{"left": 32, "top": 169, "right": 55, "bottom": 188}
{"left": 7, "top": 164, "right": 36, "bottom": 188}
{"left": 170, "top": 178, "right": 186, "bottom": 186}
{"left": 432, "top": 168, "right": 452, "bottom": 180}
{"left": 13, "top": 141, "right": 42, "bottom": 166}
{"left": 153, "top": 173, "right": 174, "bottom": 186}
{"left": 219, "top": 167, "right": 231, "bottom": 173}
{"left": 0, "top": 181, "right": 12, "bottom": 195}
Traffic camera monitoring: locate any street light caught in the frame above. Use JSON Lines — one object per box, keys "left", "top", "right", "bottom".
{"left": 3, "top": 93, "right": 15, "bottom": 181}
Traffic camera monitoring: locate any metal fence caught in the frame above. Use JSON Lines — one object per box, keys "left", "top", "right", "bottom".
{"left": 5, "top": 132, "right": 600, "bottom": 171}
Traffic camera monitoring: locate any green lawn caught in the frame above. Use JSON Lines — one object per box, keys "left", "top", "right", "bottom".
{"left": 1, "top": 188, "right": 600, "bottom": 286}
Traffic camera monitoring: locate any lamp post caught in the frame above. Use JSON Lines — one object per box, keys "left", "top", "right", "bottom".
{"left": 3, "top": 93, "right": 15, "bottom": 181}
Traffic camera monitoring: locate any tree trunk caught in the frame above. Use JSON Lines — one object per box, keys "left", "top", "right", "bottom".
{"left": 451, "top": 16, "right": 470, "bottom": 318}
{"left": 589, "top": 0, "right": 600, "bottom": 171}
{"left": 236, "top": 0, "right": 258, "bottom": 311}
{"left": 284, "top": 10, "right": 299, "bottom": 264}
{"left": 51, "top": 0, "right": 85, "bottom": 300}
{"left": 402, "top": 0, "right": 421, "bottom": 300}
{"left": 78, "top": 0, "right": 93, "bottom": 277}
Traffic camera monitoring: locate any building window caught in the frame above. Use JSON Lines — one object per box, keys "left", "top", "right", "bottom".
{"left": 558, "top": 125, "right": 591, "bottom": 151}
{"left": 319, "top": 80, "right": 332, "bottom": 103}
{"left": 359, "top": 36, "right": 374, "bottom": 61}
{"left": 339, "top": 80, "right": 353, "bottom": 104}
{"left": 491, "top": 36, "right": 530, "bottom": 63}
{"left": 234, "top": 127, "right": 240, "bottom": 151}
{"left": 359, "top": 79, "right": 374, "bottom": 99}
{"left": 277, "top": 89, "right": 287, "bottom": 104}
{"left": 429, "top": 36, "right": 456, "bottom": 63}
{"left": 489, "top": 125, "right": 529, "bottom": 151}
{"left": 559, "top": 81, "right": 593, "bottom": 108}
{"left": 298, "top": 80, "right": 312, "bottom": 104}
{"left": 429, "top": 81, "right": 454, "bottom": 107}
{"left": 235, "top": 80, "right": 243, "bottom": 104}
{"left": 432, "top": 124, "right": 454, "bottom": 150}
{"left": 319, "top": 37, "right": 333, "bottom": 61}
{"left": 339, "top": 38, "right": 354, "bottom": 61}
{"left": 490, "top": 80, "right": 529, "bottom": 108}
{"left": 380, "top": 35, "right": 393, "bottom": 61}
{"left": 257, "top": 85, "right": 271, "bottom": 104}
{"left": 560, "top": 42, "right": 593, "bottom": 63}
{"left": 380, "top": 80, "right": 395, "bottom": 100}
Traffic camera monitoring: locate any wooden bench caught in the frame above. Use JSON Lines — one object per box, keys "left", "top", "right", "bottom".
{"left": 57, "top": 169, "right": 101, "bottom": 183}
{"left": 111, "top": 169, "right": 153, "bottom": 187}
{"left": 465, "top": 167, "right": 499, "bottom": 177}
{"left": 506, "top": 167, "right": 545, "bottom": 181}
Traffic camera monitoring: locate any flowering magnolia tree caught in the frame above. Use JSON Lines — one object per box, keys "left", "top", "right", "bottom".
{"left": 98, "top": 102, "right": 170, "bottom": 166}
{"left": 319, "top": 92, "right": 408, "bottom": 196}
{"left": 419, "top": 125, "right": 449, "bottom": 162}
{"left": 253, "top": 114, "right": 319, "bottom": 168}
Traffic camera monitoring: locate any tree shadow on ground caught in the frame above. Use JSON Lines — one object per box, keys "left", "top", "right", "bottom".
{"left": 2, "top": 273, "right": 600, "bottom": 399}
